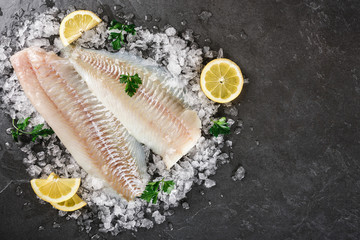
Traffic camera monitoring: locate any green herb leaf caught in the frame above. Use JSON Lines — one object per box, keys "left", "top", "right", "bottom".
{"left": 124, "top": 24, "right": 136, "bottom": 35}
{"left": 108, "top": 20, "right": 136, "bottom": 50}
{"left": 109, "top": 20, "right": 123, "bottom": 30}
{"left": 30, "top": 127, "right": 54, "bottom": 142}
{"left": 140, "top": 178, "right": 175, "bottom": 204}
{"left": 151, "top": 192, "right": 159, "bottom": 204}
{"left": 140, "top": 190, "right": 157, "bottom": 203}
{"left": 11, "top": 129, "right": 19, "bottom": 142}
{"left": 16, "top": 117, "right": 31, "bottom": 131}
{"left": 111, "top": 37, "right": 123, "bottom": 50}
{"left": 108, "top": 32, "right": 119, "bottom": 40}
{"left": 209, "top": 117, "right": 231, "bottom": 137}
{"left": 31, "top": 124, "right": 44, "bottom": 133}
{"left": 10, "top": 117, "right": 54, "bottom": 142}
{"left": 162, "top": 180, "right": 175, "bottom": 194}
{"left": 37, "top": 128, "right": 54, "bottom": 136}
{"left": 119, "top": 73, "right": 142, "bottom": 97}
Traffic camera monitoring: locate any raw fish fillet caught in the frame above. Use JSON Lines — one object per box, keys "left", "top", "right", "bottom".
{"left": 68, "top": 47, "right": 202, "bottom": 169}
{"left": 11, "top": 47, "right": 149, "bottom": 201}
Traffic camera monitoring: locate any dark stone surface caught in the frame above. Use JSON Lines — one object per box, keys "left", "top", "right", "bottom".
{"left": 0, "top": 0, "right": 359, "bottom": 239}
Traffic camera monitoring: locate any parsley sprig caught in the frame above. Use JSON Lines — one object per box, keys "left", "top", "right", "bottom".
{"left": 140, "top": 179, "right": 175, "bottom": 204}
{"left": 209, "top": 117, "right": 230, "bottom": 137}
{"left": 119, "top": 73, "right": 142, "bottom": 97}
{"left": 11, "top": 117, "right": 54, "bottom": 142}
{"left": 108, "top": 20, "right": 136, "bottom": 50}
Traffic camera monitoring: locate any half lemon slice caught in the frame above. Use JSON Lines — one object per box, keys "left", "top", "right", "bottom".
{"left": 200, "top": 58, "right": 244, "bottom": 103}
{"left": 50, "top": 194, "right": 87, "bottom": 212}
{"left": 30, "top": 172, "right": 81, "bottom": 203}
{"left": 59, "top": 10, "right": 102, "bottom": 47}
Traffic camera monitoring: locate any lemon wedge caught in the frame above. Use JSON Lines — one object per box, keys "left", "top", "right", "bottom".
{"left": 30, "top": 172, "right": 81, "bottom": 203}
{"left": 50, "top": 194, "right": 87, "bottom": 212}
{"left": 59, "top": 10, "right": 102, "bottom": 47}
{"left": 200, "top": 58, "right": 244, "bottom": 103}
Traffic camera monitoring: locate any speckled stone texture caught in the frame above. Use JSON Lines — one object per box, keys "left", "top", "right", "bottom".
{"left": 0, "top": 0, "right": 359, "bottom": 239}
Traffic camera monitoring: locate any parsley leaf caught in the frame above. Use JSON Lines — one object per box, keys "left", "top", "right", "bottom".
{"left": 140, "top": 179, "right": 175, "bottom": 204}
{"left": 123, "top": 24, "right": 136, "bottom": 35}
{"left": 10, "top": 117, "right": 54, "bottom": 142}
{"left": 140, "top": 190, "right": 158, "bottom": 203}
{"left": 162, "top": 180, "right": 175, "bottom": 194}
{"left": 109, "top": 32, "right": 123, "bottom": 50}
{"left": 11, "top": 129, "right": 19, "bottom": 142}
{"left": 108, "top": 20, "right": 136, "bottom": 50}
{"left": 209, "top": 117, "right": 231, "bottom": 137}
{"left": 30, "top": 125, "right": 54, "bottom": 142}
{"left": 119, "top": 73, "right": 142, "bottom": 97}
{"left": 17, "top": 117, "right": 30, "bottom": 131}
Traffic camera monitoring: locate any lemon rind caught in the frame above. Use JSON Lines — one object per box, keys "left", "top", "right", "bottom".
{"left": 50, "top": 194, "right": 87, "bottom": 212}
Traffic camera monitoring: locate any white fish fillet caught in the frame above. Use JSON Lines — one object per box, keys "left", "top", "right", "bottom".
{"left": 68, "top": 47, "right": 202, "bottom": 169}
{"left": 11, "top": 47, "right": 149, "bottom": 201}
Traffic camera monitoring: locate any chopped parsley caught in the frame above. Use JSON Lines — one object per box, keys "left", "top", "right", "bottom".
{"left": 119, "top": 73, "right": 142, "bottom": 97}
{"left": 108, "top": 20, "right": 136, "bottom": 50}
{"left": 209, "top": 117, "right": 230, "bottom": 137}
{"left": 140, "top": 179, "right": 175, "bottom": 204}
{"left": 11, "top": 117, "right": 54, "bottom": 142}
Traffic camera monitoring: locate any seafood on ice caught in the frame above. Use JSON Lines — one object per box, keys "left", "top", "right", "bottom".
{"left": 10, "top": 45, "right": 202, "bottom": 200}
{"left": 68, "top": 47, "right": 202, "bottom": 169}
{"left": 10, "top": 47, "right": 149, "bottom": 201}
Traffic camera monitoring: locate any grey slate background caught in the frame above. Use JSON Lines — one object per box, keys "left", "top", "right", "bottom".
{"left": 0, "top": 0, "right": 359, "bottom": 239}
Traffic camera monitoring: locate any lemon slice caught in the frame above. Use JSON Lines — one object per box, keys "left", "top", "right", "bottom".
{"left": 59, "top": 10, "right": 102, "bottom": 47}
{"left": 30, "top": 172, "right": 81, "bottom": 203}
{"left": 200, "top": 58, "right": 244, "bottom": 103}
{"left": 50, "top": 194, "right": 87, "bottom": 212}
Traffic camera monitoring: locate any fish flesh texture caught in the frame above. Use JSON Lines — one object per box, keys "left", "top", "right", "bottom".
{"left": 68, "top": 47, "right": 202, "bottom": 169}
{"left": 11, "top": 47, "right": 149, "bottom": 201}
{"left": 11, "top": 47, "right": 149, "bottom": 200}
{"left": 69, "top": 48, "right": 202, "bottom": 169}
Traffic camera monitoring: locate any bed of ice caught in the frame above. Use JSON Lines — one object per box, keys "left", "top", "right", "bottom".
{"left": 0, "top": 7, "right": 244, "bottom": 235}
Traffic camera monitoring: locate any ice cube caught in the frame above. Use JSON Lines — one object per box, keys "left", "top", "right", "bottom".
{"left": 224, "top": 106, "right": 238, "bottom": 117}
{"left": 232, "top": 166, "right": 245, "bottom": 181}
{"left": 152, "top": 211, "right": 166, "bottom": 224}
{"left": 204, "top": 179, "right": 216, "bottom": 188}
{"left": 165, "top": 27, "right": 176, "bottom": 36}
{"left": 198, "top": 11, "right": 212, "bottom": 22}
{"left": 182, "top": 202, "right": 190, "bottom": 210}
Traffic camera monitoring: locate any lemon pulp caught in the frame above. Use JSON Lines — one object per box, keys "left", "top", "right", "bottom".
{"left": 30, "top": 172, "right": 81, "bottom": 203}
{"left": 59, "top": 10, "right": 101, "bottom": 47}
{"left": 200, "top": 58, "right": 244, "bottom": 103}
{"left": 50, "top": 194, "right": 87, "bottom": 211}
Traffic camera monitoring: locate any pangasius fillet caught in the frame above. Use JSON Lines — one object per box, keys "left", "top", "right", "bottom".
{"left": 68, "top": 47, "right": 202, "bottom": 169}
{"left": 10, "top": 47, "right": 149, "bottom": 201}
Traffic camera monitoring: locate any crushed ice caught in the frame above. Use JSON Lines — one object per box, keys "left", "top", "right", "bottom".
{"left": 232, "top": 166, "right": 245, "bottom": 181}
{"left": 0, "top": 7, "right": 246, "bottom": 235}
